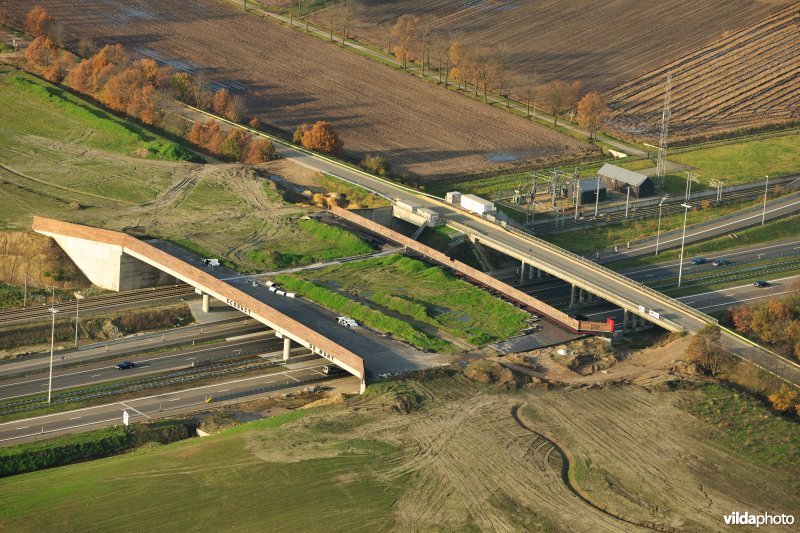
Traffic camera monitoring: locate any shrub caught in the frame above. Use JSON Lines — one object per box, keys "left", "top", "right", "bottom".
{"left": 362, "top": 154, "right": 391, "bottom": 177}
{"left": 293, "top": 124, "right": 308, "bottom": 144}
{"left": 685, "top": 324, "right": 729, "bottom": 376}
{"left": 220, "top": 129, "right": 251, "bottom": 161}
{"left": 768, "top": 385, "right": 798, "bottom": 413}
{"left": 243, "top": 138, "right": 276, "bottom": 163}
{"left": 25, "top": 6, "right": 56, "bottom": 38}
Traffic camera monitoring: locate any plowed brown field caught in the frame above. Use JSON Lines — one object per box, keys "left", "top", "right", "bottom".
{"left": 606, "top": 4, "right": 800, "bottom": 139}
{"left": 311, "top": 0, "right": 791, "bottom": 91}
{"left": 6, "top": 0, "right": 593, "bottom": 180}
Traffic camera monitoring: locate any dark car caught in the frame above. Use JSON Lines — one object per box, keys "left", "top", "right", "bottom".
{"left": 712, "top": 259, "right": 731, "bottom": 267}
{"left": 114, "top": 361, "right": 136, "bottom": 370}
{"left": 753, "top": 280, "right": 770, "bottom": 288}
{"left": 691, "top": 258, "right": 707, "bottom": 265}
{"left": 322, "top": 365, "right": 346, "bottom": 376}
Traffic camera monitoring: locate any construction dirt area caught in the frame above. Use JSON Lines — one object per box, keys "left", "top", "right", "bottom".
{"left": 4, "top": 0, "right": 593, "bottom": 180}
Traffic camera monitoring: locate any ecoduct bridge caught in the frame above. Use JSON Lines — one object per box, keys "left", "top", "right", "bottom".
{"left": 32, "top": 217, "right": 366, "bottom": 392}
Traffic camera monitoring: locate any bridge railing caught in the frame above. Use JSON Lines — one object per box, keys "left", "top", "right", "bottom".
{"left": 499, "top": 222, "right": 717, "bottom": 327}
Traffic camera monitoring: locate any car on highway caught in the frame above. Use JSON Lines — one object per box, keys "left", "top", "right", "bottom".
{"left": 712, "top": 259, "right": 731, "bottom": 267}
{"left": 753, "top": 280, "right": 771, "bottom": 288}
{"left": 322, "top": 365, "right": 346, "bottom": 375}
{"left": 114, "top": 361, "right": 136, "bottom": 370}
{"left": 691, "top": 258, "right": 707, "bottom": 265}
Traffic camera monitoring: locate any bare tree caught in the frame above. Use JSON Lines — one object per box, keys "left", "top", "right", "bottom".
{"left": 492, "top": 47, "right": 511, "bottom": 107}
{"left": 191, "top": 72, "right": 212, "bottom": 110}
{"left": 473, "top": 49, "right": 491, "bottom": 102}
{"left": 539, "top": 79, "right": 581, "bottom": 127}
{"left": 418, "top": 17, "right": 433, "bottom": 76}
{"left": 433, "top": 33, "right": 455, "bottom": 86}
{"left": 338, "top": 0, "right": 360, "bottom": 40}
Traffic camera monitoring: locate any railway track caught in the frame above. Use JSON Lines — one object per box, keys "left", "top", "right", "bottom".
{"left": 0, "top": 284, "right": 196, "bottom": 326}
{"left": 523, "top": 181, "right": 797, "bottom": 235}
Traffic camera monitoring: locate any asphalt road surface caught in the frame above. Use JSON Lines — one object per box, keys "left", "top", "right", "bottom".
{"left": 0, "top": 335, "right": 282, "bottom": 401}
{"left": 0, "top": 360, "right": 357, "bottom": 446}
{"left": 0, "top": 318, "right": 265, "bottom": 378}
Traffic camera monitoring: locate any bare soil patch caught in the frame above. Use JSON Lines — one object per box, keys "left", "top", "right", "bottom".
{"left": 6, "top": 0, "right": 592, "bottom": 180}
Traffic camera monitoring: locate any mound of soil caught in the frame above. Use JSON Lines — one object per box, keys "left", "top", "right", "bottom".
{"left": 0, "top": 231, "right": 88, "bottom": 288}
{"left": 463, "top": 359, "right": 528, "bottom": 389}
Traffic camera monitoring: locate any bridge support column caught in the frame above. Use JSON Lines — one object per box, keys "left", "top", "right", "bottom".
{"left": 570, "top": 284, "right": 576, "bottom": 308}
{"left": 537, "top": 268, "right": 543, "bottom": 279}
{"left": 578, "top": 288, "right": 585, "bottom": 305}
{"left": 202, "top": 293, "right": 210, "bottom": 313}
{"left": 622, "top": 309, "right": 629, "bottom": 332}
{"left": 529, "top": 266, "right": 535, "bottom": 280}
{"left": 519, "top": 261, "right": 526, "bottom": 284}
{"left": 283, "top": 337, "right": 292, "bottom": 361}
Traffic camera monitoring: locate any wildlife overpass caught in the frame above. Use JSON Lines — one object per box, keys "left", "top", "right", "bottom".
{"left": 32, "top": 217, "right": 366, "bottom": 392}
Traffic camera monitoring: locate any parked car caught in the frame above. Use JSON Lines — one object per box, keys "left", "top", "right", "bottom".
{"left": 691, "top": 258, "right": 707, "bottom": 265}
{"left": 114, "top": 361, "right": 136, "bottom": 370}
{"left": 712, "top": 259, "right": 731, "bottom": 267}
{"left": 753, "top": 280, "right": 771, "bottom": 288}
{"left": 337, "top": 316, "right": 359, "bottom": 328}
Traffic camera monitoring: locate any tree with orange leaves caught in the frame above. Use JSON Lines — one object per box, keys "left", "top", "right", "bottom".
{"left": 25, "top": 6, "right": 56, "bottom": 38}
{"left": 577, "top": 91, "right": 609, "bottom": 142}
{"left": 301, "top": 121, "right": 343, "bottom": 156}
{"left": 24, "top": 35, "right": 57, "bottom": 67}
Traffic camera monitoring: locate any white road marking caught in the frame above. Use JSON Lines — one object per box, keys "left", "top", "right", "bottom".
{"left": 16, "top": 426, "right": 29, "bottom": 430}
{"left": 120, "top": 402, "right": 151, "bottom": 419}
{"left": 70, "top": 417, "right": 81, "bottom": 420}
{"left": 217, "top": 389, "right": 230, "bottom": 393}
{"left": 167, "top": 398, "right": 180, "bottom": 402}
{"left": 91, "top": 374, "right": 101, "bottom": 377}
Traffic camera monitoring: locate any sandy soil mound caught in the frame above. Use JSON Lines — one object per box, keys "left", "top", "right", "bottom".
{"left": 0, "top": 231, "right": 88, "bottom": 288}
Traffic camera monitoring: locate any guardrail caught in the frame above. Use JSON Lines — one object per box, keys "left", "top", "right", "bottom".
{"left": 212, "top": 373, "right": 329, "bottom": 403}
{"left": 500, "top": 222, "right": 715, "bottom": 327}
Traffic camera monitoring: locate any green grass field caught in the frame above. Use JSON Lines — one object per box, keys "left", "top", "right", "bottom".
{"left": 0, "top": 411, "right": 402, "bottom": 531}
{"left": 669, "top": 133, "right": 800, "bottom": 185}
{"left": 544, "top": 201, "right": 760, "bottom": 253}
{"left": 277, "top": 254, "right": 528, "bottom": 350}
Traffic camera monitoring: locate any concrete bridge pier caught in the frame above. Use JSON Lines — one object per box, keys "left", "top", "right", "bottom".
{"left": 570, "top": 284, "right": 576, "bottom": 308}
{"left": 283, "top": 337, "right": 292, "bottom": 361}
{"left": 519, "top": 261, "right": 526, "bottom": 284}
{"left": 578, "top": 288, "right": 585, "bottom": 305}
{"left": 202, "top": 293, "right": 210, "bottom": 313}
{"left": 622, "top": 309, "right": 629, "bottom": 332}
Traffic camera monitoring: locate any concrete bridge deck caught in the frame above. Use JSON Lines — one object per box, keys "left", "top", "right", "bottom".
{"left": 33, "top": 217, "right": 367, "bottom": 391}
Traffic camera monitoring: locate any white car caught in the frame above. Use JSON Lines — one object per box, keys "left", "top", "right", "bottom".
{"left": 337, "top": 316, "right": 359, "bottom": 328}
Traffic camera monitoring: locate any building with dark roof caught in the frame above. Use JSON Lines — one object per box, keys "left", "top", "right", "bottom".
{"left": 597, "top": 163, "right": 654, "bottom": 198}
{"left": 570, "top": 178, "right": 607, "bottom": 205}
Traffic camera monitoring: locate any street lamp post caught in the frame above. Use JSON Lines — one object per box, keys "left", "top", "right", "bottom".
{"left": 47, "top": 306, "right": 59, "bottom": 403}
{"left": 73, "top": 292, "right": 84, "bottom": 348}
{"left": 654, "top": 194, "right": 669, "bottom": 256}
{"left": 677, "top": 202, "right": 693, "bottom": 288}
{"left": 762, "top": 175, "right": 769, "bottom": 225}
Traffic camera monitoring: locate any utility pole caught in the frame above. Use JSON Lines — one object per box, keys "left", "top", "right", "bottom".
{"left": 684, "top": 171, "right": 699, "bottom": 201}
{"left": 655, "top": 195, "right": 669, "bottom": 255}
{"left": 709, "top": 178, "right": 724, "bottom": 202}
{"left": 594, "top": 175, "right": 601, "bottom": 217}
{"left": 574, "top": 181, "right": 581, "bottom": 220}
{"left": 762, "top": 175, "right": 769, "bottom": 225}
{"left": 677, "top": 203, "right": 693, "bottom": 288}
{"left": 656, "top": 73, "right": 672, "bottom": 187}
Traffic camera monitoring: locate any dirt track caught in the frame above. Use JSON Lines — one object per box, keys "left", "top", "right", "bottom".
{"left": 6, "top": 0, "right": 592, "bottom": 179}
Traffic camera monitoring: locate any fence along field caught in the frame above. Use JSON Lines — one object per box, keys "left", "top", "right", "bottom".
{"left": 3, "top": 0, "right": 593, "bottom": 181}
{"left": 605, "top": 4, "right": 800, "bottom": 140}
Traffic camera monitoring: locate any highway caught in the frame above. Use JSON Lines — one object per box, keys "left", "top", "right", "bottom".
{"left": 0, "top": 360, "right": 358, "bottom": 446}
{"left": 0, "top": 317, "right": 265, "bottom": 377}
{"left": 0, "top": 334, "right": 282, "bottom": 401}
{"left": 494, "top": 237, "right": 800, "bottom": 299}
{"left": 598, "top": 193, "right": 800, "bottom": 262}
